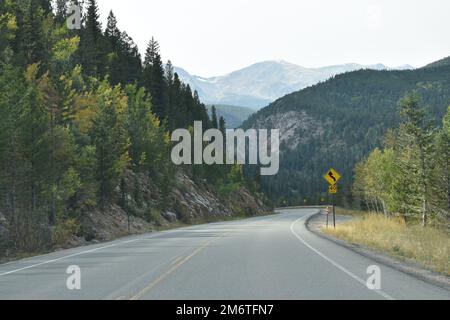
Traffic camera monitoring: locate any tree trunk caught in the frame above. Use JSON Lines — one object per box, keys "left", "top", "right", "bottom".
{"left": 50, "top": 190, "right": 56, "bottom": 225}
{"left": 417, "top": 146, "right": 428, "bottom": 228}
{"left": 447, "top": 177, "right": 450, "bottom": 212}
{"left": 422, "top": 196, "right": 427, "bottom": 228}
{"left": 8, "top": 135, "right": 18, "bottom": 225}
{"left": 10, "top": 178, "right": 16, "bottom": 225}
{"left": 31, "top": 183, "right": 37, "bottom": 213}
{"left": 366, "top": 199, "right": 373, "bottom": 213}
{"left": 382, "top": 199, "right": 388, "bottom": 218}
{"left": 374, "top": 199, "right": 380, "bottom": 214}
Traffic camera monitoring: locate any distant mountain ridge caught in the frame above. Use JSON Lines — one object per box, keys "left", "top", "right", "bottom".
{"left": 424, "top": 56, "right": 450, "bottom": 69}
{"left": 175, "top": 61, "right": 415, "bottom": 109}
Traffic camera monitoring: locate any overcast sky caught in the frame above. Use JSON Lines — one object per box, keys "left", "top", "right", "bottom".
{"left": 96, "top": 0, "right": 450, "bottom": 77}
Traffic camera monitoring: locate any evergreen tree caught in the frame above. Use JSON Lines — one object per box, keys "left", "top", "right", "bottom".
{"left": 12, "top": 0, "right": 49, "bottom": 69}
{"left": 165, "top": 60, "right": 174, "bottom": 85}
{"left": 125, "top": 85, "right": 160, "bottom": 170}
{"left": 219, "top": 116, "right": 226, "bottom": 134}
{"left": 103, "top": 11, "right": 142, "bottom": 85}
{"left": 397, "top": 94, "right": 435, "bottom": 227}
{"left": 0, "top": 7, "right": 17, "bottom": 61}
{"left": 79, "top": 0, "right": 107, "bottom": 77}
{"left": 434, "top": 107, "right": 450, "bottom": 214}
{"left": 105, "top": 11, "right": 120, "bottom": 48}
{"left": 89, "top": 82, "right": 130, "bottom": 206}
{"left": 20, "top": 64, "right": 52, "bottom": 215}
{"left": 84, "top": 0, "right": 101, "bottom": 40}
{"left": 144, "top": 37, "right": 159, "bottom": 68}
{"left": 0, "top": 63, "right": 26, "bottom": 226}
{"left": 211, "top": 106, "right": 218, "bottom": 129}
{"left": 143, "top": 37, "right": 167, "bottom": 119}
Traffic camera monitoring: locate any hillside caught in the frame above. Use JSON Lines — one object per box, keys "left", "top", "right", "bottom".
{"left": 206, "top": 104, "right": 256, "bottom": 128}
{"left": 0, "top": 168, "right": 270, "bottom": 259}
{"left": 176, "top": 61, "right": 414, "bottom": 109}
{"left": 424, "top": 56, "right": 450, "bottom": 69}
{"left": 0, "top": 0, "right": 270, "bottom": 258}
{"left": 243, "top": 64, "right": 450, "bottom": 205}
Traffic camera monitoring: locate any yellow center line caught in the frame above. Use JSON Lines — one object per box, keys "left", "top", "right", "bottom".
{"left": 130, "top": 234, "right": 226, "bottom": 300}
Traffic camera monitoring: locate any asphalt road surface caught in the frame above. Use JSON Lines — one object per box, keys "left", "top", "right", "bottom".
{"left": 0, "top": 208, "right": 449, "bottom": 300}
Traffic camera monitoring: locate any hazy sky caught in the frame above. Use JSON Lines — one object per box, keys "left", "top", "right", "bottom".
{"left": 96, "top": 0, "right": 450, "bottom": 77}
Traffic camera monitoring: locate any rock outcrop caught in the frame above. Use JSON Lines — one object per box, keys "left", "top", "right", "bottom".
{"left": 77, "top": 170, "right": 272, "bottom": 242}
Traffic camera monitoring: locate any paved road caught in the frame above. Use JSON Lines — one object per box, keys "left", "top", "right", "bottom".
{"left": 0, "top": 209, "right": 449, "bottom": 300}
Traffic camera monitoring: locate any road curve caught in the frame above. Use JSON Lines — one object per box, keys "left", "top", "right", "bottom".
{"left": 0, "top": 208, "right": 449, "bottom": 300}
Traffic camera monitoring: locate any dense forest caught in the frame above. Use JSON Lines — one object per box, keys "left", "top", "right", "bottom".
{"left": 243, "top": 62, "right": 450, "bottom": 208}
{"left": 0, "top": 0, "right": 262, "bottom": 255}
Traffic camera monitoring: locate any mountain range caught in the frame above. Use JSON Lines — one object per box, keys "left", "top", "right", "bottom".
{"left": 175, "top": 61, "right": 414, "bottom": 109}
{"left": 242, "top": 57, "right": 450, "bottom": 205}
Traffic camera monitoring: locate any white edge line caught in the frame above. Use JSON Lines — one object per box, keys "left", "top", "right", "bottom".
{"left": 0, "top": 239, "right": 144, "bottom": 277}
{"left": 290, "top": 216, "right": 395, "bottom": 300}
{"left": 0, "top": 216, "right": 273, "bottom": 277}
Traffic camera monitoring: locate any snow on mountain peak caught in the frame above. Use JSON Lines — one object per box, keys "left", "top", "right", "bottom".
{"left": 174, "top": 61, "right": 415, "bottom": 109}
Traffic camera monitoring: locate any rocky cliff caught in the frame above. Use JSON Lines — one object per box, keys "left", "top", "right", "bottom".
{"left": 81, "top": 170, "right": 272, "bottom": 243}
{"left": 0, "top": 169, "right": 272, "bottom": 259}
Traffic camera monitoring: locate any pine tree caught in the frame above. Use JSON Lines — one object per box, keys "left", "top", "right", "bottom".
{"left": 89, "top": 82, "right": 130, "bottom": 206}
{"left": 143, "top": 37, "right": 167, "bottom": 119}
{"left": 167, "top": 72, "right": 183, "bottom": 129}
{"left": 435, "top": 107, "right": 450, "bottom": 214}
{"left": 165, "top": 60, "right": 174, "bottom": 85}
{"left": 397, "top": 94, "right": 435, "bottom": 227}
{"left": 79, "top": 0, "right": 107, "bottom": 77}
{"left": 0, "top": 64, "right": 26, "bottom": 226}
{"left": 125, "top": 85, "right": 156, "bottom": 170}
{"left": 144, "top": 37, "right": 160, "bottom": 68}
{"left": 12, "top": 0, "right": 49, "bottom": 68}
{"left": 102, "top": 11, "right": 143, "bottom": 85}
{"left": 0, "top": 7, "right": 17, "bottom": 61}
{"left": 20, "top": 64, "right": 52, "bottom": 215}
{"left": 85, "top": 0, "right": 101, "bottom": 39}
{"left": 105, "top": 11, "right": 120, "bottom": 48}
{"left": 211, "top": 106, "right": 218, "bottom": 129}
{"left": 219, "top": 116, "right": 226, "bottom": 134}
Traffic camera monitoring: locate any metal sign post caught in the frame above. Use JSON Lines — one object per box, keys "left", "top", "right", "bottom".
{"left": 324, "top": 168, "right": 341, "bottom": 230}
{"left": 332, "top": 193, "right": 336, "bottom": 229}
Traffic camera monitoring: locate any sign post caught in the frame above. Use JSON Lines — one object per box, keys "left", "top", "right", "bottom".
{"left": 332, "top": 192, "right": 336, "bottom": 229}
{"left": 324, "top": 168, "right": 341, "bottom": 229}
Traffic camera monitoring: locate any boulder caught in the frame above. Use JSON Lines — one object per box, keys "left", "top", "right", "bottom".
{"left": 162, "top": 211, "right": 178, "bottom": 223}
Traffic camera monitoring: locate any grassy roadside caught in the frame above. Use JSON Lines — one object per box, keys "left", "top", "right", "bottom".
{"left": 323, "top": 210, "right": 450, "bottom": 276}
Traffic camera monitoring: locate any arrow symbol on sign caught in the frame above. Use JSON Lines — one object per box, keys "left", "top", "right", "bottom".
{"left": 328, "top": 172, "right": 337, "bottom": 182}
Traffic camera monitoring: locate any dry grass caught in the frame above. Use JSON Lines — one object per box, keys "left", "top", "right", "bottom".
{"left": 335, "top": 207, "right": 366, "bottom": 217}
{"left": 323, "top": 214, "right": 450, "bottom": 276}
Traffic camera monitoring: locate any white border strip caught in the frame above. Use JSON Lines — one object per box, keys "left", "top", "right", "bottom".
{"left": 290, "top": 217, "right": 395, "bottom": 300}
